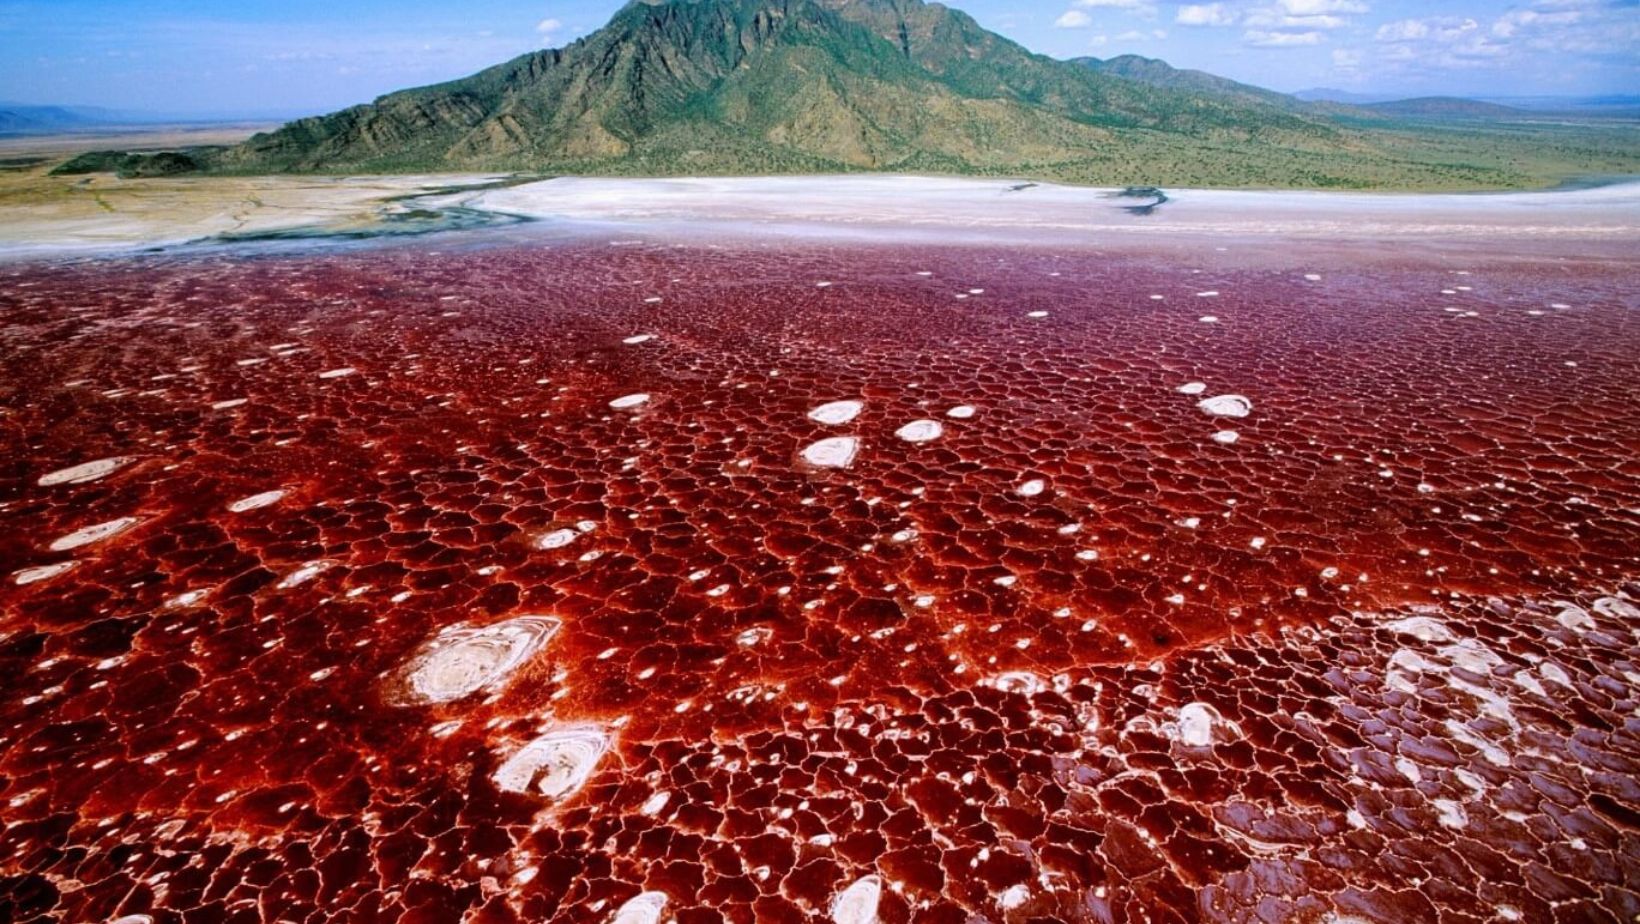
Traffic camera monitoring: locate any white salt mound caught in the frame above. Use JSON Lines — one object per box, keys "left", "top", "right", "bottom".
{"left": 400, "top": 615, "right": 561, "bottom": 705}
{"left": 612, "top": 892, "right": 669, "bottom": 924}
{"left": 609, "top": 393, "right": 650, "bottom": 409}
{"left": 492, "top": 727, "right": 609, "bottom": 799}
{"left": 1177, "top": 702, "right": 1218, "bottom": 747}
{"left": 39, "top": 456, "right": 133, "bottom": 486}
{"left": 49, "top": 517, "right": 140, "bottom": 552}
{"left": 1198, "top": 394, "right": 1253, "bottom": 418}
{"left": 228, "top": 490, "right": 286, "bottom": 513}
{"left": 832, "top": 876, "right": 882, "bottom": 924}
{"left": 809, "top": 399, "right": 864, "bottom": 425}
{"left": 801, "top": 436, "right": 860, "bottom": 469}
{"left": 13, "top": 562, "right": 77, "bottom": 585}
{"left": 895, "top": 419, "right": 944, "bottom": 443}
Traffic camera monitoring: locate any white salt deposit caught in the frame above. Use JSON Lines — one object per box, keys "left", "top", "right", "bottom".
{"left": 492, "top": 727, "right": 610, "bottom": 799}
{"left": 39, "top": 457, "right": 133, "bottom": 486}
{"left": 536, "top": 528, "right": 581, "bottom": 550}
{"left": 801, "top": 436, "right": 860, "bottom": 469}
{"left": 318, "top": 367, "right": 356, "bottom": 379}
{"left": 49, "top": 517, "right": 140, "bottom": 552}
{"left": 623, "top": 334, "right": 655, "bottom": 345}
{"left": 1198, "top": 394, "right": 1253, "bottom": 418}
{"left": 1211, "top": 430, "right": 1239, "bottom": 445}
{"left": 1199, "top": 315, "right": 1219, "bottom": 323}
{"left": 639, "top": 791, "right": 672, "bottom": 816}
{"left": 1385, "top": 616, "right": 1454, "bottom": 643}
{"left": 13, "top": 561, "right": 77, "bottom": 585}
{"left": 895, "top": 419, "right": 944, "bottom": 443}
{"left": 998, "top": 885, "right": 1030, "bottom": 910}
{"left": 1017, "top": 478, "right": 1047, "bottom": 497}
{"left": 1176, "top": 702, "right": 1218, "bottom": 747}
{"left": 1026, "top": 310, "right": 1049, "bottom": 318}
{"left": 809, "top": 400, "right": 865, "bottom": 425}
{"left": 212, "top": 398, "right": 248, "bottom": 410}
{"left": 277, "top": 559, "right": 334, "bottom": 589}
{"left": 398, "top": 615, "right": 561, "bottom": 705}
{"left": 610, "top": 393, "right": 650, "bottom": 409}
{"left": 946, "top": 405, "right": 976, "bottom": 419}
{"left": 832, "top": 875, "right": 882, "bottom": 924}
{"left": 1177, "top": 382, "right": 1208, "bottom": 395}
{"left": 612, "top": 891, "right": 669, "bottom": 924}
{"left": 1432, "top": 798, "right": 1468, "bottom": 829}
{"left": 227, "top": 490, "right": 286, "bottom": 513}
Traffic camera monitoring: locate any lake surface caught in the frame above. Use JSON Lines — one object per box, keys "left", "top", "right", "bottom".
{"left": 1, "top": 178, "right": 1637, "bottom": 923}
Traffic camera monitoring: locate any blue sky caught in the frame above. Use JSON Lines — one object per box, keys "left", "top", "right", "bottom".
{"left": 0, "top": 0, "right": 1635, "bottom": 115}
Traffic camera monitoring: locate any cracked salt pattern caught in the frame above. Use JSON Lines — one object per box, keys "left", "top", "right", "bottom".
{"left": 1, "top": 239, "right": 1637, "bottom": 923}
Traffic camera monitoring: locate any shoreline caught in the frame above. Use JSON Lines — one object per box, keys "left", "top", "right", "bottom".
{"left": 1, "top": 172, "right": 1637, "bottom": 263}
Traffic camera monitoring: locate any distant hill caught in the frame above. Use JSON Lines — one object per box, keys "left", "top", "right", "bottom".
{"left": 1362, "top": 97, "right": 1525, "bottom": 118}
{"left": 49, "top": 0, "right": 1640, "bottom": 190}
{"left": 1075, "top": 55, "right": 1301, "bottom": 111}
{"left": 1294, "top": 88, "right": 1399, "bottom": 105}
{"left": 0, "top": 104, "right": 110, "bottom": 133}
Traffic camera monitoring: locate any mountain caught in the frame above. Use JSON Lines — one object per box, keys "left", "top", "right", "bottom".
{"left": 1294, "top": 88, "right": 1398, "bottom": 105}
{"left": 54, "top": 0, "right": 1640, "bottom": 189}
{"left": 0, "top": 104, "right": 108, "bottom": 134}
{"left": 1362, "top": 97, "right": 1525, "bottom": 118}
{"left": 1074, "top": 55, "right": 1300, "bottom": 111}
{"left": 211, "top": 0, "right": 1356, "bottom": 183}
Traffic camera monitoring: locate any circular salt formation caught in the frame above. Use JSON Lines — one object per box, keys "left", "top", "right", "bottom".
{"left": 623, "top": 334, "right": 655, "bottom": 345}
{"left": 13, "top": 561, "right": 77, "bottom": 585}
{"left": 609, "top": 393, "right": 650, "bottom": 409}
{"left": 49, "top": 517, "right": 140, "bottom": 552}
{"left": 1017, "top": 478, "right": 1047, "bottom": 497}
{"left": 808, "top": 399, "right": 864, "bottom": 426}
{"left": 1197, "top": 394, "right": 1252, "bottom": 418}
{"left": 612, "top": 892, "right": 669, "bottom": 924}
{"left": 397, "top": 615, "right": 562, "bottom": 705}
{"left": 492, "top": 727, "right": 609, "bottom": 799}
{"left": 946, "top": 405, "right": 976, "bottom": 419}
{"left": 801, "top": 436, "right": 860, "bottom": 469}
{"left": 38, "top": 456, "right": 133, "bottom": 486}
{"left": 1176, "top": 382, "right": 1207, "bottom": 395}
{"left": 228, "top": 489, "right": 286, "bottom": 513}
{"left": 536, "top": 528, "right": 580, "bottom": 550}
{"left": 1176, "top": 702, "right": 1219, "bottom": 747}
{"left": 1211, "top": 430, "right": 1239, "bottom": 445}
{"left": 832, "top": 876, "right": 882, "bottom": 924}
{"left": 895, "top": 419, "right": 943, "bottom": 443}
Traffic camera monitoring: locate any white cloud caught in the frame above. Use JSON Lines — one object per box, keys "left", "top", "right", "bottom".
{"left": 1376, "top": 17, "right": 1478, "bottom": 43}
{"left": 1331, "top": 47, "right": 1362, "bottom": 69}
{"left": 1244, "top": 28, "right": 1323, "bottom": 46}
{"left": 1072, "top": 0, "right": 1159, "bottom": 20}
{"left": 1176, "top": 3, "right": 1237, "bottom": 26}
{"left": 1277, "top": 0, "right": 1367, "bottom": 14}
{"left": 1055, "top": 9, "right": 1094, "bottom": 28}
{"left": 535, "top": 17, "right": 563, "bottom": 39}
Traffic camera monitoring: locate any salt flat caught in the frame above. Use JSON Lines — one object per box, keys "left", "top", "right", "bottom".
{"left": 472, "top": 174, "right": 1640, "bottom": 246}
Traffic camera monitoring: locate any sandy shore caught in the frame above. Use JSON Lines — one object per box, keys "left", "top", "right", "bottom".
{"left": 0, "top": 171, "right": 507, "bottom": 258}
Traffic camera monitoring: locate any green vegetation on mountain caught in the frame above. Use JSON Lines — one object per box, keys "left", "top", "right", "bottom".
{"left": 54, "top": 0, "right": 1640, "bottom": 190}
